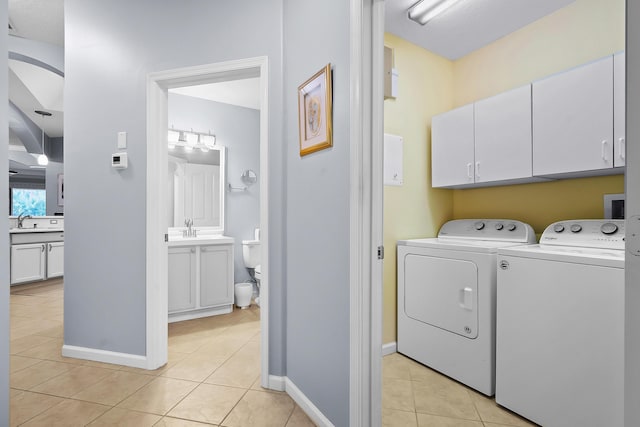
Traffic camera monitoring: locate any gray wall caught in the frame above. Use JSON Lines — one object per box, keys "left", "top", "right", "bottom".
{"left": 283, "top": 1, "right": 351, "bottom": 425}
{"left": 46, "top": 161, "right": 64, "bottom": 216}
{"left": 169, "top": 93, "right": 260, "bottom": 284}
{"left": 627, "top": 2, "right": 640, "bottom": 425}
{"left": 1, "top": 0, "right": 9, "bottom": 422}
{"left": 64, "top": 0, "right": 285, "bottom": 370}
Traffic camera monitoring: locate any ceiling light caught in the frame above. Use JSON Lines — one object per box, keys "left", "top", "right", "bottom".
{"left": 185, "top": 131, "right": 198, "bottom": 147}
{"left": 34, "top": 110, "right": 51, "bottom": 167}
{"left": 200, "top": 133, "right": 216, "bottom": 148}
{"left": 408, "top": 0, "right": 462, "bottom": 25}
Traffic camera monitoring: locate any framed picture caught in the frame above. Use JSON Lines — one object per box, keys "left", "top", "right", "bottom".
{"left": 57, "top": 173, "right": 64, "bottom": 206}
{"left": 298, "top": 63, "right": 333, "bottom": 156}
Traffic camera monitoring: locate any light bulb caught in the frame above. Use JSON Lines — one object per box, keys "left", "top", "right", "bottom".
{"left": 37, "top": 154, "right": 49, "bottom": 166}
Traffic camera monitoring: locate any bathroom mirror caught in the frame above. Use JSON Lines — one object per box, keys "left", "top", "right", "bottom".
{"left": 241, "top": 169, "right": 258, "bottom": 186}
{"left": 168, "top": 145, "right": 226, "bottom": 233}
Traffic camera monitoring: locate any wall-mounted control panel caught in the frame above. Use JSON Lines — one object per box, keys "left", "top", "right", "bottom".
{"left": 111, "top": 152, "right": 128, "bottom": 169}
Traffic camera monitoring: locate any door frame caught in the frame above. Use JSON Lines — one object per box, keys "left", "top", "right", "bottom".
{"left": 146, "top": 56, "right": 270, "bottom": 387}
{"left": 350, "top": 0, "right": 385, "bottom": 425}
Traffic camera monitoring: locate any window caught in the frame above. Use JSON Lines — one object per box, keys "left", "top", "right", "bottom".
{"left": 11, "top": 188, "right": 46, "bottom": 216}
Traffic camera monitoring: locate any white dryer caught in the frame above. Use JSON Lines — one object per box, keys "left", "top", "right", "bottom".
{"left": 397, "top": 219, "right": 536, "bottom": 396}
{"left": 496, "top": 220, "right": 625, "bottom": 427}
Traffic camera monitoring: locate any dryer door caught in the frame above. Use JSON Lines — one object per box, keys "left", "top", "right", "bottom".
{"left": 404, "top": 254, "right": 478, "bottom": 339}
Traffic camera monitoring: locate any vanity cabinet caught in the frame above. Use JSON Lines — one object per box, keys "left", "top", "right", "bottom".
{"left": 533, "top": 56, "right": 614, "bottom": 176}
{"left": 168, "top": 239, "right": 234, "bottom": 322}
{"left": 168, "top": 247, "right": 197, "bottom": 312}
{"left": 11, "top": 243, "right": 46, "bottom": 284}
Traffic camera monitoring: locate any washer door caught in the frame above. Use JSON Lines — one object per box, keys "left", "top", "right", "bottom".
{"left": 404, "top": 254, "right": 478, "bottom": 339}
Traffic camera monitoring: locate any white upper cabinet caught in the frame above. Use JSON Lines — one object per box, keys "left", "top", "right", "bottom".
{"left": 533, "top": 56, "right": 614, "bottom": 176}
{"left": 614, "top": 52, "right": 626, "bottom": 168}
{"left": 474, "top": 85, "right": 533, "bottom": 183}
{"left": 431, "top": 104, "right": 475, "bottom": 188}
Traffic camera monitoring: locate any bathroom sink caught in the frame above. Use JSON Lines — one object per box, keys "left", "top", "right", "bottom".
{"left": 9, "top": 227, "right": 64, "bottom": 234}
{"left": 167, "top": 234, "right": 234, "bottom": 245}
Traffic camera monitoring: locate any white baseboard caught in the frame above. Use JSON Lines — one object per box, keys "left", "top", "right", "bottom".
{"left": 62, "top": 345, "right": 148, "bottom": 369}
{"left": 268, "top": 375, "right": 286, "bottom": 391}
{"left": 382, "top": 341, "right": 397, "bottom": 356}
{"left": 285, "top": 377, "right": 334, "bottom": 427}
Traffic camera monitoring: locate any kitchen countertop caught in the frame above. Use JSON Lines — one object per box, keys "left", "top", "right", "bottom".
{"left": 9, "top": 228, "right": 64, "bottom": 234}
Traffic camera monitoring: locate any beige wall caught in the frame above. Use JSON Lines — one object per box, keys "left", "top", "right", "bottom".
{"left": 383, "top": 33, "right": 454, "bottom": 345}
{"left": 383, "top": 0, "right": 625, "bottom": 345}
{"left": 452, "top": 0, "right": 625, "bottom": 232}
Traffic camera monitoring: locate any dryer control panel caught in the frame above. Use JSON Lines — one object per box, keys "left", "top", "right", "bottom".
{"left": 437, "top": 219, "right": 536, "bottom": 243}
{"left": 540, "top": 220, "right": 625, "bottom": 249}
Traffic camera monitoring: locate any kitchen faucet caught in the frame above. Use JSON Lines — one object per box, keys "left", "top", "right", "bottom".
{"left": 17, "top": 213, "right": 32, "bottom": 229}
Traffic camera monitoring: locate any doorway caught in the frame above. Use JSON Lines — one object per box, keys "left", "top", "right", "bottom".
{"left": 146, "top": 57, "right": 270, "bottom": 387}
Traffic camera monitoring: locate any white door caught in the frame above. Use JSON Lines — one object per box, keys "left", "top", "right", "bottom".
{"left": 46, "top": 242, "right": 64, "bottom": 278}
{"left": 614, "top": 52, "right": 626, "bottom": 168}
{"left": 475, "top": 85, "right": 532, "bottom": 183}
{"left": 200, "top": 245, "right": 233, "bottom": 307}
{"left": 533, "top": 56, "right": 614, "bottom": 176}
{"left": 431, "top": 104, "right": 475, "bottom": 187}
{"left": 403, "top": 254, "right": 478, "bottom": 339}
{"left": 10, "top": 243, "right": 46, "bottom": 284}
{"left": 168, "top": 247, "right": 196, "bottom": 312}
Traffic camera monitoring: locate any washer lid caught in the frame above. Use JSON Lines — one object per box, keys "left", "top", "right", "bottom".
{"left": 398, "top": 237, "right": 531, "bottom": 253}
{"left": 498, "top": 244, "right": 625, "bottom": 268}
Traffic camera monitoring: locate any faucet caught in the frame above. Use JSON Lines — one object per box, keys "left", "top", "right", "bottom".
{"left": 183, "top": 218, "right": 196, "bottom": 237}
{"left": 17, "top": 213, "right": 32, "bottom": 229}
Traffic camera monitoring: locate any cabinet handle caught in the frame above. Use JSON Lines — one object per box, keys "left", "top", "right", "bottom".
{"left": 49, "top": 244, "right": 52, "bottom": 252}
{"left": 475, "top": 162, "right": 480, "bottom": 178}
{"left": 602, "top": 140, "right": 608, "bottom": 161}
{"left": 619, "top": 138, "right": 626, "bottom": 160}
{"left": 41, "top": 244, "right": 45, "bottom": 253}
{"left": 466, "top": 163, "right": 472, "bottom": 180}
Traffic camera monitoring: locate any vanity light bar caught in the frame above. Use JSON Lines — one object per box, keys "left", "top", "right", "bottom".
{"left": 167, "top": 128, "right": 217, "bottom": 151}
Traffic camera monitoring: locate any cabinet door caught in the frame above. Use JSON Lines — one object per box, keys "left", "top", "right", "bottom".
{"left": 11, "top": 243, "right": 46, "bottom": 285}
{"left": 168, "top": 247, "right": 196, "bottom": 312}
{"left": 200, "top": 245, "right": 233, "bottom": 307}
{"left": 533, "top": 56, "right": 614, "bottom": 175}
{"left": 46, "top": 242, "right": 64, "bottom": 278}
{"left": 614, "top": 52, "right": 625, "bottom": 168}
{"left": 431, "top": 104, "right": 475, "bottom": 187}
{"left": 475, "top": 85, "right": 532, "bottom": 183}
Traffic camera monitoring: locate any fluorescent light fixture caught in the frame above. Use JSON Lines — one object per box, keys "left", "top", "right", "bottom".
{"left": 408, "top": 0, "right": 462, "bottom": 25}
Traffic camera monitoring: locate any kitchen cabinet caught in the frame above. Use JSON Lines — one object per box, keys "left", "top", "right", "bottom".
{"left": 46, "top": 242, "right": 64, "bottom": 278}
{"left": 474, "top": 85, "right": 533, "bottom": 184}
{"left": 614, "top": 52, "right": 625, "bottom": 168}
{"left": 431, "top": 104, "right": 474, "bottom": 187}
{"left": 11, "top": 243, "right": 46, "bottom": 284}
{"left": 432, "top": 85, "right": 535, "bottom": 188}
{"left": 168, "top": 238, "right": 234, "bottom": 322}
{"left": 168, "top": 247, "right": 197, "bottom": 313}
{"left": 200, "top": 245, "right": 233, "bottom": 308}
{"left": 533, "top": 56, "right": 614, "bottom": 176}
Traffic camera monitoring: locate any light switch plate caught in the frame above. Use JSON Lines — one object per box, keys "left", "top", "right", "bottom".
{"left": 117, "top": 131, "right": 127, "bottom": 149}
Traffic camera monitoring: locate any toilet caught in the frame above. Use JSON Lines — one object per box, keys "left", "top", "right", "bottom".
{"left": 241, "top": 229, "right": 261, "bottom": 306}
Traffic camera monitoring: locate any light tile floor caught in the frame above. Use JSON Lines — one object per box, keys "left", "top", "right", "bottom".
{"left": 9, "top": 279, "right": 316, "bottom": 427}
{"left": 383, "top": 353, "right": 539, "bottom": 427}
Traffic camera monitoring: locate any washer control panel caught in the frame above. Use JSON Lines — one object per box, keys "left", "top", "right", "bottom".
{"left": 540, "top": 220, "right": 625, "bottom": 249}
{"left": 437, "top": 219, "right": 536, "bottom": 243}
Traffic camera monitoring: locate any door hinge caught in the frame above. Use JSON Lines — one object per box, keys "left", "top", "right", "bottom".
{"left": 377, "top": 245, "right": 384, "bottom": 260}
{"left": 164, "top": 233, "right": 168, "bottom": 242}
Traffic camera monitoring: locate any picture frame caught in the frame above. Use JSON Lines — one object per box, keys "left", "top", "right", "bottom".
{"left": 57, "top": 173, "right": 64, "bottom": 206}
{"left": 298, "top": 63, "right": 333, "bottom": 156}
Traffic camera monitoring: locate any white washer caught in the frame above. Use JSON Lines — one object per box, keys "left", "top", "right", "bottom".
{"left": 496, "top": 220, "right": 625, "bottom": 427}
{"left": 397, "top": 219, "right": 536, "bottom": 396}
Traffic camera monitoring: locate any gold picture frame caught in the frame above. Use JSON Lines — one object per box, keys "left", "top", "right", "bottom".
{"left": 298, "top": 63, "right": 333, "bottom": 156}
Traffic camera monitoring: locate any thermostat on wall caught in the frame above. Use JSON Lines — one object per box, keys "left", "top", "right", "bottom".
{"left": 112, "top": 152, "right": 128, "bottom": 169}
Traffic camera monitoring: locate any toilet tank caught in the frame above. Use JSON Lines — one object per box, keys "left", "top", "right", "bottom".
{"left": 242, "top": 240, "right": 261, "bottom": 268}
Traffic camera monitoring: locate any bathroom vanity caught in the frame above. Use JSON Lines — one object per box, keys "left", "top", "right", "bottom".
{"left": 167, "top": 233, "right": 234, "bottom": 322}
